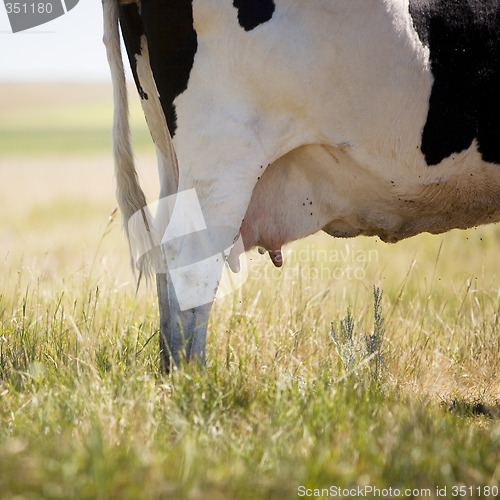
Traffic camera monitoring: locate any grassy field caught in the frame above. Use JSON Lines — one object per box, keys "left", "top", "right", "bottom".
{"left": 1, "top": 83, "right": 500, "bottom": 499}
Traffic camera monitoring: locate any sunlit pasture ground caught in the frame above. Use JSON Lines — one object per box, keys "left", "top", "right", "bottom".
{"left": 1, "top": 83, "right": 500, "bottom": 499}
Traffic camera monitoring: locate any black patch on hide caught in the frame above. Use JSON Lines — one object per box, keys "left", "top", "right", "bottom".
{"left": 409, "top": 0, "right": 500, "bottom": 165}
{"left": 233, "top": 0, "right": 275, "bottom": 31}
{"left": 119, "top": 2, "right": 148, "bottom": 100}
{"left": 140, "top": 0, "right": 198, "bottom": 137}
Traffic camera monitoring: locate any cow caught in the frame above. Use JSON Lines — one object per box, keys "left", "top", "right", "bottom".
{"left": 103, "top": 0, "right": 500, "bottom": 371}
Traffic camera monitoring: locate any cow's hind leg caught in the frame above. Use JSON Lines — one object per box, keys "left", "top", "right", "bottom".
{"left": 157, "top": 272, "right": 212, "bottom": 371}
{"left": 167, "top": 277, "right": 211, "bottom": 367}
{"left": 156, "top": 273, "right": 171, "bottom": 372}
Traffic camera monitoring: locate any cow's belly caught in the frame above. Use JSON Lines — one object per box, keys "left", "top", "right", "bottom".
{"left": 240, "top": 143, "right": 500, "bottom": 254}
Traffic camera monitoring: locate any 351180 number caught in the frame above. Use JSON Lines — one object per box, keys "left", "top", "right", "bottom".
{"left": 5, "top": 2, "right": 53, "bottom": 14}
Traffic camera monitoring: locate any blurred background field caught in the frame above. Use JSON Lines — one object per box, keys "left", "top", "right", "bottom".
{"left": 0, "top": 83, "right": 153, "bottom": 276}
{"left": 1, "top": 82, "right": 500, "bottom": 498}
{"left": 0, "top": 83, "right": 152, "bottom": 155}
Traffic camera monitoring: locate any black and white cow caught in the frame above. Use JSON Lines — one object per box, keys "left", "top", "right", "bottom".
{"left": 103, "top": 0, "right": 500, "bottom": 370}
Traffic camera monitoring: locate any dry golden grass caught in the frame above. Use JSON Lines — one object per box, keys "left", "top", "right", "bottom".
{"left": 1, "top": 83, "right": 500, "bottom": 498}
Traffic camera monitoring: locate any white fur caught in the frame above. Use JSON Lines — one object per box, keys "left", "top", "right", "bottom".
{"left": 106, "top": 0, "right": 500, "bottom": 365}
{"left": 171, "top": 0, "right": 500, "bottom": 255}
{"left": 109, "top": 0, "right": 500, "bottom": 272}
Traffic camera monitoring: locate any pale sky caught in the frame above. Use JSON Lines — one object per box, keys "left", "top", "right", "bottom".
{"left": 0, "top": 1, "right": 130, "bottom": 81}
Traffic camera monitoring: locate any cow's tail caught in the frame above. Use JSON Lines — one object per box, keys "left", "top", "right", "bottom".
{"left": 103, "top": 0, "right": 148, "bottom": 269}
